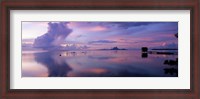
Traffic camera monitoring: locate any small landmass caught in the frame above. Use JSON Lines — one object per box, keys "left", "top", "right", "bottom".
{"left": 100, "top": 47, "right": 127, "bottom": 50}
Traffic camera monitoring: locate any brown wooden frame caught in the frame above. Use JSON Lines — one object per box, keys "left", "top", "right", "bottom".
{"left": 0, "top": 0, "right": 199, "bottom": 99}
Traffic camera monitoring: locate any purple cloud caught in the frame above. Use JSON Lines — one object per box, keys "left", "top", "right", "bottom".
{"left": 88, "top": 40, "right": 117, "bottom": 44}
{"left": 33, "top": 22, "right": 72, "bottom": 48}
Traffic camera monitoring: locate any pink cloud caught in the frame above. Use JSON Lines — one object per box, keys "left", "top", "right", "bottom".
{"left": 68, "top": 22, "right": 108, "bottom": 33}
{"left": 88, "top": 26, "right": 107, "bottom": 31}
{"left": 67, "top": 22, "right": 77, "bottom": 28}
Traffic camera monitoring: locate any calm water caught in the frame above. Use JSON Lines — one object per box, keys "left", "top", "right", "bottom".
{"left": 22, "top": 50, "right": 178, "bottom": 77}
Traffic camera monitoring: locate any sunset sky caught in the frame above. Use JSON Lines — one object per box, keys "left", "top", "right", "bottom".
{"left": 22, "top": 22, "right": 178, "bottom": 50}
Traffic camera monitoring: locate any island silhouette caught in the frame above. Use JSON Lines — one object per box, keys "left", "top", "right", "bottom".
{"left": 100, "top": 47, "right": 127, "bottom": 50}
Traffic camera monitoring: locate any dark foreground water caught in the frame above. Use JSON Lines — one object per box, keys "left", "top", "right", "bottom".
{"left": 22, "top": 50, "right": 178, "bottom": 77}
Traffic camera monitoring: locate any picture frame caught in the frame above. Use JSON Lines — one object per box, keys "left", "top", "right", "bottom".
{"left": 0, "top": 0, "right": 199, "bottom": 99}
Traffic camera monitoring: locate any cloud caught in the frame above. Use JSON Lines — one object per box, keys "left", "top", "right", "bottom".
{"left": 76, "top": 35, "right": 82, "bottom": 38}
{"left": 87, "top": 26, "right": 107, "bottom": 31}
{"left": 151, "top": 42, "right": 178, "bottom": 49}
{"left": 33, "top": 22, "right": 72, "bottom": 48}
{"left": 60, "top": 44, "right": 89, "bottom": 50}
{"left": 88, "top": 40, "right": 117, "bottom": 44}
{"left": 110, "top": 22, "right": 156, "bottom": 29}
{"left": 161, "top": 42, "right": 178, "bottom": 49}
{"left": 76, "top": 35, "right": 85, "bottom": 38}
{"left": 68, "top": 22, "right": 108, "bottom": 32}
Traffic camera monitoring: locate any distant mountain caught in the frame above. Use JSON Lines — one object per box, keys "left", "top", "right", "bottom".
{"left": 101, "top": 47, "right": 127, "bottom": 50}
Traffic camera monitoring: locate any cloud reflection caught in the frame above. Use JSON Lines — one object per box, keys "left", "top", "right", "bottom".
{"left": 34, "top": 52, "right": 72, "bottom": 77}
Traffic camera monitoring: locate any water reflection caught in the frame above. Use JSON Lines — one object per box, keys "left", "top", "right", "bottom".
{"left": 141, "top": 53, "right": 148, "bottom": 58}
{"left": 22, "top": 50, "right": 178, "bottom": 77}
{"left": 163, "top": 58, "right": 178, "bottom": 76}
{"left": 164, "top": 68, "right": 178, "bottom": 76}
{"left": 34, "top": 52, "right": 72, "bottom": 77}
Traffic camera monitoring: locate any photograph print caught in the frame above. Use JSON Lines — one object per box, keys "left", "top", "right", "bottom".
{"left": 22, "top": 22, "right": 178, "bottom": 77}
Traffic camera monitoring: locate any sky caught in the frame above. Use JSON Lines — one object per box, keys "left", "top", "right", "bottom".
{"left": 22, "top": 22, "right": 178, "bottom": 50}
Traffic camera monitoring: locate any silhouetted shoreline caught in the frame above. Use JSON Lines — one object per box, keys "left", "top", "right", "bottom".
{"left": 151, "top": 48, "right": 178, "bottom": 50}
